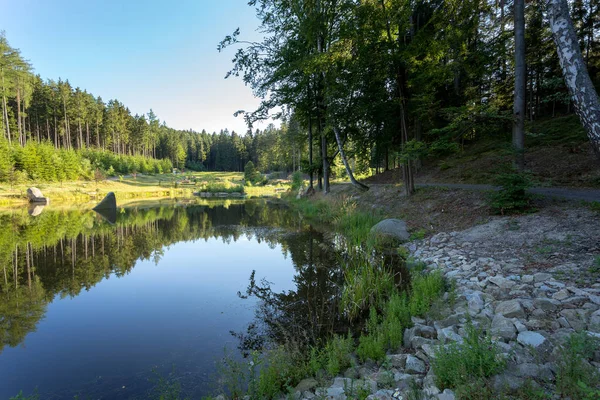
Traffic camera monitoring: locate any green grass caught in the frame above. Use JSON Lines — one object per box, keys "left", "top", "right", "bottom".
{"left": 432, "top": 323, "right": 506, "bottom": 397}
{"left": 290, "top": 197, "right": 383, "bottom": 248}
{"left": 556, "top": 332, "right": 600, "bottom": 399}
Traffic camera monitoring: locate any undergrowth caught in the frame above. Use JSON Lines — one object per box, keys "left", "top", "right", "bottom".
{"left": 432, "top": 322, "right": 506, "bottom": 396}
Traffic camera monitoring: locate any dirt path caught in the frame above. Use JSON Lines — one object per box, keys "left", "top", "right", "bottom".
{"left": 416, "top": 183, "right": 600, "bottom": 202}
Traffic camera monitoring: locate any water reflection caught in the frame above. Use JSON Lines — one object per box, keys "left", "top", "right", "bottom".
{"left": 0, "top": 199, "right": 358, "bottom": 399}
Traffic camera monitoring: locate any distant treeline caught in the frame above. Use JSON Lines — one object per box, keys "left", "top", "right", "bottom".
{"left": 0, "top": 32, "right": 305, "bottom": 181}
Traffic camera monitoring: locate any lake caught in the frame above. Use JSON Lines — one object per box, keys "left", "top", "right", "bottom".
{"left": 0, "top": 199, "right": 345, "bottom": 399}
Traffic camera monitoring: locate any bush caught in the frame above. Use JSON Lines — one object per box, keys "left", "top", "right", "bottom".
{"left": 290, "top": 171, "right": 304, "bottom": 191}
{"left": 244, "top": 161, "right": 262, "bottom": 185}
{"left": 556, "top": 332, "right": 600, "bottom": 399}
{"left": 489, "top": 169, "right": 533, "bottom": 215}
{"left": 432, "top": 323, "right": 505, "bottom": 394}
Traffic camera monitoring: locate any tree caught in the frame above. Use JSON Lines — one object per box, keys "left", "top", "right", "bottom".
{"left": 513, "top": 0, "right": 526, "bottom": 170}
{"left": 548, "top": 0, "right": 600, "bottom": 158}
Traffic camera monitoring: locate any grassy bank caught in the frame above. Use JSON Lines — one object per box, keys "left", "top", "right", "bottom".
{"left": 203, "top": 195, "right": 449, "bottom": 400}
{"left": 0, "top": 171, "right": 288, "bottom": 206}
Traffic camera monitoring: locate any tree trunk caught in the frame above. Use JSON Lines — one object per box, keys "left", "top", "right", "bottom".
{"left": 308, "top": 116, "right": 314, "bottom": 189}
{"left": 332, "top": 126, "right": 369, "bottom": 191}
{"left": 513, "top": 0, "right": 526, "bottom": 171}
{"left": 548, "top": 0, "right": 600, "bottom": 158}
{"left": 16, "top": 85, "right": 23, "bottom": 145}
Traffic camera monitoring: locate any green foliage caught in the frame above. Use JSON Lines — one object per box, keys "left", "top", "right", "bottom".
{"left": 408, "top": 270, "right": 445, "bottom": 317}
{"left": 9, "top": 391, "right": 39, "bottom": 400}
{"left": 322, "top": 333, "right": 355, "bottom": 376}
{"left": 489, "top": 169, "right": 534, "bottom": 215}
{"left": 356, "top": 307, "right": 387, "bottom": 362}
{"left": 203, "top": 181, "right": 245, "bottom": 193}
{"left": 290, "top": 171, "right": 304, "bottom": 191}
{"left": 244, "top": 161, "right": 262, "bottom": 185}
{"left": 556, "top": 332, "right": 600, "bottom": 399}
{"left": 432, "top": 323, "right": 506, "bottom": 393}
{"left": 341, "top": 255, "right": 396, "bottom": 321}
{"left": 409, "top": 229, "right": 427, "bottom": 241}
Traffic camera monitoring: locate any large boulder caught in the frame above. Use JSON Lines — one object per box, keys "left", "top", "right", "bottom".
{"left": 93, "top": 192, "right": 116, "bottom": 211}
{"left": 370, "top": 219, "right": 410, "bottom": 246}
{"left": 27, "top": 187, "right": 49, "bottom": 204}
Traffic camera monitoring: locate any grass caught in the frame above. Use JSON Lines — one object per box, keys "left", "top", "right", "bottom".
{"left": 555, "top": 332, "right": 600, "bottom": 399}
{"left": 432, "top": 322, "right": 506, "bottom": 398}
{"left": 289, "top": 195, "right": 383, "bottom": 248}
{"left": 355, "top": 271, "right": 445, "bottom": 362}
{"left": 0, "top": 171, "right": 287, "bottom": 205}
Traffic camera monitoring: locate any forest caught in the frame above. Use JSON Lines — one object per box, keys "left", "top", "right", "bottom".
{"left": 0, "top": 32, "right": 305, "bottom": 182}
{"left": 1, "top": 0, "right": 600, "bottom": 187}
{"left": 218, "top": 0, "right": 600, "bottom": 193}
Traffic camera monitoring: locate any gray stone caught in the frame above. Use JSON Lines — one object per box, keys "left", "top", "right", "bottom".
{"left": 493, "top": 373, "right": 524, "bottom": 391}
{"left": 370, "top": 219, "right": 410, "bottom": 244}
{"left": 437, "top": 389, "right": 456, "bottom": 400}
{"left": 27, "top": 187, "right": 49, "bottom": 204}
{"left": 489, "top": 276, "right": 516, "bottom": 290}
{"left": 438, "top": 326, "right": 463, "bottom": 343}
{"left": 366, "top": 390, "right": 394, "bottom": 400}
{"left": 491, "top": 314, "right": 517, "bottom": 340}
{"left": 405, "top": 354, "right": 426, "bottom": 374}
{"left": 534, "top": 273, "right": 552, "bottom": 282}
{"left": 534, "top": 298, "right": 559, "bottom": 312}
{"left": 467, "top": 292, "right": 485, "bottom": 314}
{"left": 560, "top": 309, "right": 588, "bottom": 331}
{"left": 517, "top": 331, "right": 547, "bottom": 348}
{"left": 296, "top": 378, "right": 318, "bottom": 393}
{"left": 553, "top": 289, "right": 570, "bottom": 301}
{"left": 521, "top": 275, "right": 534, "bottom": 283}
{"left": 413, "top": 324, "right": 437, "bottom": 339}
{"left": 331, "top": 377, "right": 353, "bottom": 389}
{"left": 495, "top": 299, "right": 525, "bottom": 318}
{"left": 386, "top": 354, "right": 407, "bottom": 369}
{"left": 325, "top": 386, "right": 346, "bottom": 400}
{"left": 589, "top": 310, "right": 600, "bottom": 332}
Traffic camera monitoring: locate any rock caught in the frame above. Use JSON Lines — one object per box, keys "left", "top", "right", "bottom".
{"left": 93, "top": 192, "right": 116, "bottom": 210}
{"left": 386, "top": 354, "right": 407, "bottom": 369}
{"left": 413, "top": 324, "right": 437, "bottom": 339}
{"left": 517, "top": 331, "right": 547, "bottom": 348}
{"left": 325, "top": 386, "right": 346, "bottom": 400}
{"left": 560, "top": 309, "right": 588, "bottom": 331}
{"left": 27, "top": 204, "right": 45, "bottom": 216}
{"left": 366, "top": 390, "right": 395, "bottom": 400}
{"left": 533, "top": 273, "right": 552, "bottom": 282}
{"left": 493, "top": 373, "right": 524, "bottom": 391}
{"left": 589, "top": 310, "right": 600, "bottom": 332}
{"left": 437, "top": 389, "right": 456, "bottom": 400}
{"left": 438, "top": 326, "right": 463, "bottom": 343}
{"left": 552, "top": 289, "right": 571, "bottom": 301}
{"left": 491, "top": 314, "right": 517, "bottom": 341}
{"left": 295, "top": 378, "right": 318, "bottom": 393}
{"left": 331, "top": 377, "right": 353, "bottom": 389}
{"left": 26, "top": 187, "right": 49, "bottom": 204}
{"left": 467, "top": 292, "right": 485, "bottom": 314}
{"left": 370, "top": 219, "right": 410, "bottom": 244}
{"left": 495, "top": 299, "right": 525, "bottom": 318}
{"left": 489, "top": 276, "right": 516, "bottom": 290}
{"left": 405, "top": 354, "right": 426, "bottom": 374}
{"left": 534, "top": 298, "right": 559, "bottom": 312}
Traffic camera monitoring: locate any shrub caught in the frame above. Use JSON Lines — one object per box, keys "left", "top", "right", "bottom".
{"left": 290, "top": 171, "right": 304, "bottom": 191}
{"left": 244, "top": 161, "right": 262, "bottom": 185}
{"left": 432, "top": 323, "right": 505, "bottom": 393}
{"left": 489, "top": 169, "right": 533, "bottom": 215}
{"left": 556, "top": 332, "right": 600, "bottom": 399}
{"left": 408, "top": 270, "right": 445, "bottom": 317}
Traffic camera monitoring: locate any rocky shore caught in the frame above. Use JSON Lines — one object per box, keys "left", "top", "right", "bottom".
{"left": 286, "top": 206, "right": 600, "bottom": 399}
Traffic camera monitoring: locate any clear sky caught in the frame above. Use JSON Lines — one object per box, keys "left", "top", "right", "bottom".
{"left": 0, "top": 0, "right": 269, "bottom": 135}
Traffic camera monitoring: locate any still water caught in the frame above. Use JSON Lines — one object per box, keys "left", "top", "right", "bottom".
{"left": 0, "top": 200, "right": 343, "bottom": 399}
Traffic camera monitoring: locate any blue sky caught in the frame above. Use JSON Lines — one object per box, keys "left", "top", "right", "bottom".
{"left": 0, "top": 0, "right": 268, "bottom": 134}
